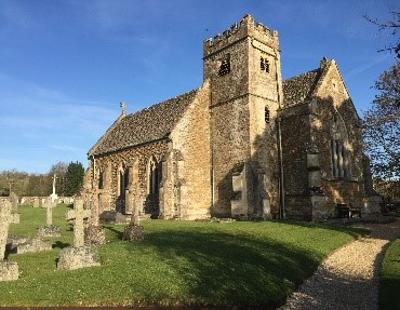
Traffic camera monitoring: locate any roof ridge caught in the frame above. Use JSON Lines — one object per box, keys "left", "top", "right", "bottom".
{"left": 127, "top": 88, "right": 199, "bottom": 117}
{"left": 283, "top": 68, "right": 320, "bottom": 82}
{"left": 88, "top": 87, "right": 200, "bottom": 157}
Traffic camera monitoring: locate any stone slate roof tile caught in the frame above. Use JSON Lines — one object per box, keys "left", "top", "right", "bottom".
{"left": 89, "top": 89, "right": 198, "bottom": 156}
{"left": 282, "top": 68, "right": 321, "bottom": 106}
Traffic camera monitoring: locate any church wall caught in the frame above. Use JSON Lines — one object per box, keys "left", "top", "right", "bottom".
{"left": 89, "top": 141, "right": 170, "bottom": 215}
{"left": 279, "top": 104, "right": 312, "bottom": 220}
{"left": 210, "top": 96, "right": 251, "bottom": 216}
{"left": 170, "top": 82, "right": 212, "bottom": 219}
{"left": 312, "top": 62, "right": 366, "bottom": 215}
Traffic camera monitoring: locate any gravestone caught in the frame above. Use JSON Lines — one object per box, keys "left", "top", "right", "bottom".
{"left": 57, "top": 198, "right": 100, "bottom": 270}
{"left": 33, "top": 197, "right": 40, "bottom": 208}
{"left": 65, "top": 201, "right": 105, "bottom": 245}
{"left": 122, "top": 208, "right": 144, "bottom": 242}
{"left": 0, "top": 200, "right": 19, "bottom": 281}
{"left": 16, "top": 237, "right": 52, "bottom": 254}
{"left": 9, "top": 193, "right": 20, "bottom": 224}
{"left": 38, "top": 198, "right": 61, "bottom": 238}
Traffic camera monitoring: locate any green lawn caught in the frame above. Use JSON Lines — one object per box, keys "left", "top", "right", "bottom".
{"left": 380, "top": 239, "right": 400, "bottom": 310}
{"left": 1, "top": 205, "right": 366, "bottom": 307}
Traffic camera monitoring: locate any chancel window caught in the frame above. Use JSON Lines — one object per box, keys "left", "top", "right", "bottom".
{"left": 331, "top": 140, "right": 347, "bottom": 178}
{"left": 218, "top": 54, "right": 231, "bottom": 76}
{"left": 147, "top": 159, "right": 162, "bottom": 196}
{"left": 331, "top": 112, "right": 352, "bottom": 179}
{"left": 260, "top": 57, "right": 270, "bottom": 73}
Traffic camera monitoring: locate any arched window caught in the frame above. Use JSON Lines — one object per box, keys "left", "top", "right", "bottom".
{"left": 147, "top": 157, "right": 162, "bottom": 196}
{"left": 331, "top": 112, "right": 351, "bottom": 179}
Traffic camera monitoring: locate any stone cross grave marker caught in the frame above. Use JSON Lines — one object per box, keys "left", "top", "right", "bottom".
{"left": 45, "top": 198, "right": 53, "bottom": 226}
{"left": 74, "top": 199, "right": 84, "bottom": 247}
{"left": 0, "top": 200, "right": 12, "bottom": 260}
{"left": 0, "top": 199, "right": 19, "bottom": 281}
{"left": 10, "top": 192, "right": 18, "bottom": 213}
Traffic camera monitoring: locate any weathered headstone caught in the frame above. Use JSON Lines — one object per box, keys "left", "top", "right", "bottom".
{"left": 122, "top": 207, "right": 144, "bottom": 242}
{"left": 9, "top": 192, "right": 19, "bottom": 213}
{"left": 16, "top": 237, "right": 52, "bottom": 254}
{"left": 66, "top": 195, "right": 105, "bottom": 245}
{"left": 46, "top": 198, "right": 53, "bottom": 226}
{"left": 9, "top": 193, "right": 20, "bottom": 224}
{"left": 33, "top": 197, "right": 40, "bottom": 208}
{"left": 57, "top": 198, "right": 100, "bottom": 270}
{"left": 0, "top": 200, "right": 19, "bottom": 281}
{"left": 37, "top": 198, "right": 61, "bottom": 238}
{"left": 74, "top": 198, "right": 84, "bottom": 247}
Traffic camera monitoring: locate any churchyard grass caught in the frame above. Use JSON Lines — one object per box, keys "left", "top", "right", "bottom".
{"left": 1, "top": 205, "right": 367, "bottom": 307}
{"left": 379, "top": 239, "right": 400, "bottom": 310}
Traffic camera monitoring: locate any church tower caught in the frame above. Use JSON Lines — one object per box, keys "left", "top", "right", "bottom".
{"left": 203, "top": 14, "right": 283, "bottom": 217}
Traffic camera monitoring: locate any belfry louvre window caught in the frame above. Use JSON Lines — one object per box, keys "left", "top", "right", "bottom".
{"left": 260, "top": 57, "right": 270, "bottom": 73}
{"left": 265, "top": 107, "right": 270, "bottom": 123}
{"left": 331, "top": 140, "right": 346, "bottom": 178}
{"left": 218, "top": 54, "right": 231, "bottom": 76}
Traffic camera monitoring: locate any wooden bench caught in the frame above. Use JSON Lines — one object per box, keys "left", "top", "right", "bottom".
{"left": 336, "top": 203, "right": 349, "bottom": 218}
{"left": 349, "top": 203, "right": 362, "bottom": 218}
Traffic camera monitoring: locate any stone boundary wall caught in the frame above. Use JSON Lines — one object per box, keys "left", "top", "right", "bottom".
{"left": 20, "top": 196, "right": 74, "bottom": 206}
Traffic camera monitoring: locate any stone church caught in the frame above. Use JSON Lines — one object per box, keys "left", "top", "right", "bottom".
{"left": 84, "top": 14, "right": 379, "bottom": 221}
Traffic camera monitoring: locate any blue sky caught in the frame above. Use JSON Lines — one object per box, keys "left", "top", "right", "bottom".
{"left": 0, "top": 0, "right": 398, "bottom": 173}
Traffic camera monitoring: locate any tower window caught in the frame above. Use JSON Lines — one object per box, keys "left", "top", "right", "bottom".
{"left": 218, "top": 54, "right": 231, "bottom": 76}
{"left": 260, "top": 57, "right": 270, "bottom": 73}
{"left": 265, "top": 107, "right": 270, "bottom": 124}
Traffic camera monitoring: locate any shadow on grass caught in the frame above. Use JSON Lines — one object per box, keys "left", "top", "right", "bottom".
{"left": 273, "top": 219, "right": 370, "bottom": 239}
{"left": 52, "top": 240, "right": 70, "bottom": 249}
{"left": 104, "top": 225, "right": 123, "bottom": 240}
{"left": 123, "top": 229, "right": 326, "bottom": 308}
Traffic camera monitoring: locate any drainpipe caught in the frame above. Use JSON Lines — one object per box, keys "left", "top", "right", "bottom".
{"left": 277, "top": 116, "right": 286, "bottom": 219}
{"left": 92, "top": 155, "right": 96, "bottom": 190}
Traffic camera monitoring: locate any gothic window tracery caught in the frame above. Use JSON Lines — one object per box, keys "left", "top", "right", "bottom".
{"left": 331, "top": 112, "right": 351, "bottom": 179}
{"left": 147, "top": 157, "right": 162, "bottom": 196}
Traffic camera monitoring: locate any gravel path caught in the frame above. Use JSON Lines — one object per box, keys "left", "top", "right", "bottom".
{"left": 280, "top": 219, "right": 400, "bottom": 310}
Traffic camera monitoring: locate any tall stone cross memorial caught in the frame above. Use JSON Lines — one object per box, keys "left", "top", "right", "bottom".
{"left": 0, "top": 200, "right": 19, "bottom": 281}
{"left": 50, "top": 174, "right": 58, "bottom": 203}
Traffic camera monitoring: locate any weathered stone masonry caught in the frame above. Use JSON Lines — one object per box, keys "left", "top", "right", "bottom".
{"left": 85, "top": 14, "right": 378, "bottom": 221}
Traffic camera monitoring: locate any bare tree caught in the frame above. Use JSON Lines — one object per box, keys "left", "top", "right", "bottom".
{"left": 365, "top": 10, "right": 400, "bottom": 59}
{"left": 363, "top": 63, "right": 400, "bottom": 179}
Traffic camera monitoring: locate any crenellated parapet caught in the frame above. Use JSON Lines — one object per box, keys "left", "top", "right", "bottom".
{"left": 203, "top": 14, "right": 279, "bottom": 58}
